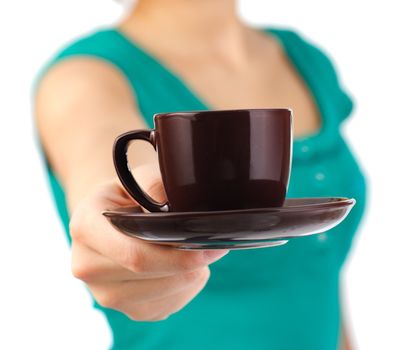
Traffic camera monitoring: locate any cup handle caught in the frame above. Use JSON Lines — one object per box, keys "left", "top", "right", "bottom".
{"left": 113, "top": 130, "right": 169, "bottom": 212}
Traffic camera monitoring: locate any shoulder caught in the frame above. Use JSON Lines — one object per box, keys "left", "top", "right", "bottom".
{"left": 267, "top": 27, "right": 340, "bottom": 79}
{"left": 34, "top": 56, "right": 136, "bottom": 137}
{"left": 36, "top": 56, "right": 131, "bottom": 106}
{"left": 34, "top": 53, "right": 140, "bottom": 174}
{"left": 34, "top": 28, "right": 134, "bottom": 96}
{"left": 266, "top": 27, "right": 354, "bottom": 122}
{"left": 52, "top": 28, "right": 125, "bottom": 62}
{"left": 34, "top": 28, "right": 136, "bottom": 113}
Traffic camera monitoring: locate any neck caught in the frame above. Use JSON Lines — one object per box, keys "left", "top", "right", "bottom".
{"left": 121, "top": 0, "right": 248, "bottom": 56}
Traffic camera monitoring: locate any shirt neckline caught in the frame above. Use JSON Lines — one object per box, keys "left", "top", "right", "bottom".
{"left": 107, "top": 27, "right": 337, "bottom": 157}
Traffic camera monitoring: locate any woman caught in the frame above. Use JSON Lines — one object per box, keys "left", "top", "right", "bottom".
{"left": 35, "top": 0, "right": 366, "bottom": 349}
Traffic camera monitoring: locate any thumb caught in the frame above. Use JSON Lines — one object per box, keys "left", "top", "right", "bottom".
{"left": 131, "top": 163, "right": 167, "bottom": 203}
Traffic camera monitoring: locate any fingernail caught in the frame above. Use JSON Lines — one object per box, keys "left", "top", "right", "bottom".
{"left": 203, "top": 250, "right": 229, "bottom": 264}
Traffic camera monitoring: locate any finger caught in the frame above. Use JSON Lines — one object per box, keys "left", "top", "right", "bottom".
{"left": 71, "top": 241, "right": 139, "bottom": 282}
{"left": 130, "top": 163, "right": 167, "bottom": 204}
{"left": 70, "top": 184, "right": 229, "bottom": 275}
{"left": 96, "top": 222, "right": 227, "bottom": 275}
{"left": 88, "top": 267, "right": 209, "bottom": 309}
{"left": 123, "top": 267, "right": 210, "bottom": 321}
{"left": 72, "top": 240, "right": 210, "bottom": 282}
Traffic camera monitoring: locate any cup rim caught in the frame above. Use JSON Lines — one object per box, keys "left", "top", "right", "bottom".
{"left": 154, "top": 108, "right": 293, "bottom": 120}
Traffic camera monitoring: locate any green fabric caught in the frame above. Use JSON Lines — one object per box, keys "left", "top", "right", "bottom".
{"left": 37, "top": 27, "right": 366, "bottom": 350}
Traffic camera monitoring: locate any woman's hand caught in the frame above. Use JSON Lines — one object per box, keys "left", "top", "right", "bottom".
{"left": 69, "top": 164, "right": 228, "bottom": 321}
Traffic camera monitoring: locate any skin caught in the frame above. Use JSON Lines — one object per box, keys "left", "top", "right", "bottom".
{"left": 35, "top": 0, "right": 351, "bottom": 347}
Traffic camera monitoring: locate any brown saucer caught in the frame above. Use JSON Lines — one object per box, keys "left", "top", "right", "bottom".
{"left": 103, "top": 198, "right": 355, "bottom": 250}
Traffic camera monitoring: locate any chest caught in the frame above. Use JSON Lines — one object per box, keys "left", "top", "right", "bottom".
{"left": 156, "top": 41, "right": 322, "bottom": 138}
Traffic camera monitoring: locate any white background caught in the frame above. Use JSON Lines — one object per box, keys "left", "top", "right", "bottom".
{"left": 1, "top": 1, "right": 401, "bottom": 349}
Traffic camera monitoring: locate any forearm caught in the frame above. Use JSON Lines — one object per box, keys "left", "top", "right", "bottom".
{"left": 65, "top": 150, "right": 158, "bottom": 213}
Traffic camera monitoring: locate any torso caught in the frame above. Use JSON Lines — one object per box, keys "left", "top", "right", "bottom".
{"left": 40, "top": 26, "right": 366, "bottom": 350}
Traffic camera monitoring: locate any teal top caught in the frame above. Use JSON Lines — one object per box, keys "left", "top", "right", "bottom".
{"left": 37, "top": 27, "right": 366, "bottom": 350}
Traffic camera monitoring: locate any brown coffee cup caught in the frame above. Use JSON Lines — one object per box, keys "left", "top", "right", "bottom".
{"left": 113, "top": 109, "right": 293, "bottom": 212}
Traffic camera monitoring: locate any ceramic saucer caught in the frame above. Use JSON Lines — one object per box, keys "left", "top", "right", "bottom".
{"left": 103, "top": 197, "right": 355, "bottom": 250}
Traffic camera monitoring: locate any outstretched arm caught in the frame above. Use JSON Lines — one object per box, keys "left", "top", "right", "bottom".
{"left": 35, "top": 58, "right": 228, "bottom": 321}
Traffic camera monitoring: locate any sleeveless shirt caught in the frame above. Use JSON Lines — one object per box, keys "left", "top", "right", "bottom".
{"left": 35, "top": 27, "right": 366, "bottom": 350}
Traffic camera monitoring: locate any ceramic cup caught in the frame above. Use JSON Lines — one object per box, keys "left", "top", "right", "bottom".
{"left": 113, "top": 109, "right": 293, "bottom": 212}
